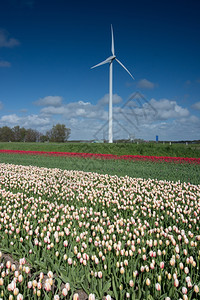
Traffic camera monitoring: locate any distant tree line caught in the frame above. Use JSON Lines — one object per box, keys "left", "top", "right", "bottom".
{"left": 0, "top": 124, "right": 71, "bottom": 143}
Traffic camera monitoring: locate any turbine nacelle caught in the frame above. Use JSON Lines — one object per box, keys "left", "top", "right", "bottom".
{"left": 111, "top": 55, "right": 116, "bottom": 61}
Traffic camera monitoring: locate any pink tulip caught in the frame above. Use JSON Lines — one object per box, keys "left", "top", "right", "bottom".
{"left": 32, "top": 280, "right": 37, "bottom": 288}
{"left": 37, "top": 282, "right": 42, "bottom": 289}
{"left": 0, "top": 278, "right": 3, "bottom": 286}
{"left": 160, "top": 261, "right": 164, "bottom": 269}
{"left": 194, "top": 285, "right": 199, "bottom": 293}
{"left": 44, "top": 281, "right": 51, "bottom": 292}
{"left": 6, "top": 261, "right": 11, "bottom": 269}
{"left": 62, "top": 288, "right": 68, "bottom": 296}
{"left": 13, "top": 288, "right": 19, "bottom": 296}
{"left": 129, "top": 280, "right": 134, "bottom": 287}
{"left": 155, "top": 283, "right": 161, "bottom": 291}
{"left": 174, "top": 279, "right": 179, "bottom": 287}
{"left": 63, "top": 240, "right": 68, "bottom": 247}
{"left": 65, "top": 282, "right": 70, "bottom": 291}
{"left": 17, "top": 294, "right": 23, "bottom": 300}
{"left": 73, "top": 293, "right": 79, "bottom": 300}
{"left": 19, "top": 258, "right": 26, "bottom": 265}
{"left": 146, "top": 278, "right": 151, "bottom": 286}
{"left": 182, "top": 287, "right": 187, "bottom": 294}
{"left": 184, "top": 267, "right": 189, "bottom": 274}
{"left": 98, "top": 271, "right": 103, "bottom": 278}
{"left": 47, "top": 271, "right": 53, "bottom": 278}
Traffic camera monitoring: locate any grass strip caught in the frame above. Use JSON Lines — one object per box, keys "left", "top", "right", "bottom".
{"left": 0, "top": 142, "right": 199, "bottom": 157}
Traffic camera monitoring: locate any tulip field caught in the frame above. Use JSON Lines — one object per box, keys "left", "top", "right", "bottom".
{"left": 0, "top": 148, "right": 200, "bottom": 299}
{"left": 0, "top": 149, "right": 200, "bottom": 185}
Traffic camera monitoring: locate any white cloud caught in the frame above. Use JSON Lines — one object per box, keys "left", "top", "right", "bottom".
{"left": 0, "top": 114, "right": 20, "bottom": 124}
{"left": 106, "top": 97, "right": 198, "bottom": 141}
{"left": 0, "top": 114, "right": 51, "bottom": 132}
{"left": 76, "top": 108, "right": 86, "bottom": 116}
{"left": 137, "top": 79, "right": 156, "bottom": 89}
{"left": 78, "top": 101, "right": 90, "bottom": 106}
{"left": 98, "top": 94, "right": 123, "bottom": 105}
{"left": 0, "top": 29, "right": 20, "bottom": 48}
{"left": 191, "top": 101, "right": 200, "bottom": 110}
{"left": 179, "top": 115, "right": 200, "bottom": 124}
{"left": 40, "top": 106, "right": 65, "bottom": 115}
{"left": 23, "top": 115, "right": 50, "bottom": 127}
{"left": 34, "top": 96, "right": 63, "bottom": 107}
{"left": 157, "top": 116, "right": 200, "bottom": 141}
{"left": 40, "top": 100, "right": 107, "bottom": 120}
{"left": 38, "top": 96, "right": 196, "bottom": 140}
{"left": 0, "top": 60, "right": 11, "bottom": 67}
{"left": 149, "top": 98, "right": 189, "bottom": 120}
{"left": 0, "top": 94, "right": 199, "bottom": 141}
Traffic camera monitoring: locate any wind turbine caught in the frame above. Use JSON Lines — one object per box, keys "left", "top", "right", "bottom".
{"left": 91, "top": 25, "right": 134, "bottom": 143}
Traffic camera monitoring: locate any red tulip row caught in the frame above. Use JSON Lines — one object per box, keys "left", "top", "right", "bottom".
{"left": 0, "top": 149, "right": 200, "bottom": 164}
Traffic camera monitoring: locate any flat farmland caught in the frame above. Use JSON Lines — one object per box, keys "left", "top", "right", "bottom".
{"left": 0, "top": 142, "right": 199, "bottom": 157}
{"left": 0, "top": 143, "right": 199, "bottom": 299}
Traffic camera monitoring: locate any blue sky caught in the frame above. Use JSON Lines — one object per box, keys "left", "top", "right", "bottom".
{"left": 0, "top": 0, "right": 200, "bottom": 141}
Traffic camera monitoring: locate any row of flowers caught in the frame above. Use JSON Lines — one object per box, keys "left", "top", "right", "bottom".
{"left": 0, "top": 163, "right": 199, "bottom": 299}
{"left": 0, "top": 254, "right": 103, "bottom": 300}
{"left": 0, "top": 149, "right": 200, "bottom": 164}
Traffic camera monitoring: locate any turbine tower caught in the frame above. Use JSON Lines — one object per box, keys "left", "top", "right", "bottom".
{"left": 91, "top": 25, "right": 134, "bottom": 143}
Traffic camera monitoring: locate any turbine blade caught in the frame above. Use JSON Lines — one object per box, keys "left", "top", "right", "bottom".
{"left": 91, "top": 56, "right": 113, "bottom": 69}
{"left": 111, "top": 24, "right": 115, "bottom": 56}
{"left": 116, "top": 58, "right": 134, "bottom": 80}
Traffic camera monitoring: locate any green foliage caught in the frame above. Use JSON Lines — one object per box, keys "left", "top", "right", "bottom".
{"left": 0, "top": 126, "right": 40, "bottom": 142}
{"left": 47, "top": 124, "right": 71, "bottom": 142}
{"left": 12, "top": 126, "right": 27, "bottom": 142}
{"left": 0, "top": 126, "right": 13, "bottom": 142}
{"left": 0, "top": 124, "right": 71, "bottom": 143}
